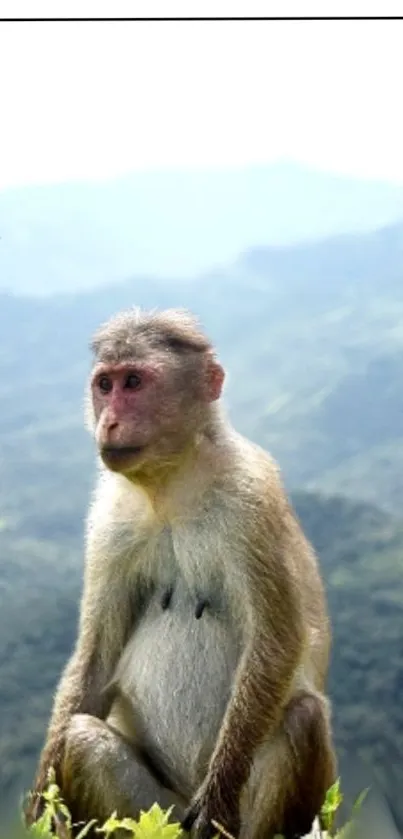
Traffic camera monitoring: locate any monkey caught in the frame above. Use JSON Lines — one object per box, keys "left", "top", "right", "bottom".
{"left": 25, "top": 307, "right": 336, "bottom": 839}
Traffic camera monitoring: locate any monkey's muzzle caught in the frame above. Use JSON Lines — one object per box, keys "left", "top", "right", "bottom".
{"left": 100, "top": 445, "right": 144, "bottom": 471}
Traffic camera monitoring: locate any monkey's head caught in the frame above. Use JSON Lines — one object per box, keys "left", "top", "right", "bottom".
{"left": 87, "top": 308, "right": 225, "bottom": 477}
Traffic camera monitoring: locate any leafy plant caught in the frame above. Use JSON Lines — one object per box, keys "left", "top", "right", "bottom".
{"left": 19, "top": 774, "right": 364, "bottom": 839}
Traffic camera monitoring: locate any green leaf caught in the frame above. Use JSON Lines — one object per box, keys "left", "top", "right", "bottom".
{"left": 320, "top": 778, "right": 343, "bottom": 830}
{"left": 75, "top": 819, "right": 98, "bottom": 839}
{"left": 351, "top": 787, "right": 369, "bottom": 815}
{"left": 95, "top": 803, "right": 182, "bottom": 838}
{"left": 133, "top": 803, "right": 182, "bottom": 839}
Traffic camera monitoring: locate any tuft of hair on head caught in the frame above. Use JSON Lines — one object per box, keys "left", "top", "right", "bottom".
{"left": 90, "top": 307, "right": 213, "bottom": 363}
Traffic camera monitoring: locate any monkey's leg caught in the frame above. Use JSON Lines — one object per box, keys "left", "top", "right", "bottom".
{"left": 244, "top": 691, "right": 336, "bottom": 839}
{"left": 61, "top": 713, "right": 186, "bottom": 835}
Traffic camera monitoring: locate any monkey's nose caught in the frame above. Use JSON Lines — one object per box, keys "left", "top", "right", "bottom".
{"left": 104, "top": 410, "right": 120, "bottom": 432}
{"left": 99, "top": 419, "right": 119, "bottom": 447}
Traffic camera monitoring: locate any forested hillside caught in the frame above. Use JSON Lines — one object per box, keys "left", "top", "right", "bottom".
{"left": 2, "top": 221, "right": 403, "bottom": 832}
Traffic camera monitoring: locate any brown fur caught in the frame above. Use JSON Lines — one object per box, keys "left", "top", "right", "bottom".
{"left": 25, "top": 308, "right": 336, "bottom": 839}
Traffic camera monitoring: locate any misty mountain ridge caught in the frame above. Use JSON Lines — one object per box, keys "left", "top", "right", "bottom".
{"left": 2, "top": 160, "right": 403, "bottom": 294}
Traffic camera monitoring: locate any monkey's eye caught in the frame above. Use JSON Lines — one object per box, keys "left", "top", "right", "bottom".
{"left": 98, "top": 375, "right": 113, "bottom": 394}
{"left": 124, "top": 373, "right": 142, "bottom": 389}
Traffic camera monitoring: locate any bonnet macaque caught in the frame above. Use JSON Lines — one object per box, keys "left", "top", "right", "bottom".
{"left": 26, "top": 308, "right": 336, "bottom": 839}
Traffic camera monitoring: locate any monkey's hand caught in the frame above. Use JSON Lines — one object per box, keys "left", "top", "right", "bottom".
{"left": 181, "top": 778, "right": 241, "bottom": 839}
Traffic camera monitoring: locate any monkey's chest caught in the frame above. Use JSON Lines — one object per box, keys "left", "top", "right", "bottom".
{"left": 113, "top": 571, "right": 242, "bottom": 789}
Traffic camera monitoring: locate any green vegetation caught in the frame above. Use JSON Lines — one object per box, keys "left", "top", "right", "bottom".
{"left": 11, "top": 775, "right": 355, "bottom": 839}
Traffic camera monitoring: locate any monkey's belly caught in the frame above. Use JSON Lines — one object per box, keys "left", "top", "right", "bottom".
{"left": 111, "top": 582, "right": 242, "bottom": 792}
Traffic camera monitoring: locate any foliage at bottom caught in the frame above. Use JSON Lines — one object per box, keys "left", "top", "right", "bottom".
{"left": 15, "top": 773, "right": 364, "bottom": 839}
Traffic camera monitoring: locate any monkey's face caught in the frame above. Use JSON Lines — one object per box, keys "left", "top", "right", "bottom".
{"left": 89, "top": 354, "right": 224, "bottom": 476}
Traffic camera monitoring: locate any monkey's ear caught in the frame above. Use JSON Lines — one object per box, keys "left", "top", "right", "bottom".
{"left": 206, "top": 360, "right": 225, "bottom": 402}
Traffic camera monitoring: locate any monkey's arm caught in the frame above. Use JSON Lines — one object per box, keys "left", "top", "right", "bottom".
{"left": 183, "top": 501, "right": 306, "bottom": 838}
{"left": 25, "top": 533, "right": 134, "bottom": 824}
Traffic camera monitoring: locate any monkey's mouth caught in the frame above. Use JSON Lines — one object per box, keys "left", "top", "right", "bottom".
{"left": 100, "top": 445, "right": 145, "bottom": 470}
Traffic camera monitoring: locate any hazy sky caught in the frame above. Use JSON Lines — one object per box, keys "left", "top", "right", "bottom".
{"left": 1, "top": 6, "right": 403, "bottom": 188}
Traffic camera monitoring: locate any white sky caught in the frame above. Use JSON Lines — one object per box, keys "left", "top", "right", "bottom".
{"left": 1, "top": 0, "right": 403, "bottom": 189}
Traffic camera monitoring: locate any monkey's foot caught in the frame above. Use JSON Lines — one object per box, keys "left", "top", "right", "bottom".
{"left": 181, "top": 789, "right": 240, "bottom": 839}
